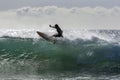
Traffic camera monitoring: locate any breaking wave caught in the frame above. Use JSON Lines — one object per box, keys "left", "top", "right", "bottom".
{"left": 0, "top": 29, "right": 120, "bottom": 76}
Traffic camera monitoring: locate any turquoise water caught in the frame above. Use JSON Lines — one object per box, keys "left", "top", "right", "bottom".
{"left": 0, "top": 30, "right": 120, "bottom": 79}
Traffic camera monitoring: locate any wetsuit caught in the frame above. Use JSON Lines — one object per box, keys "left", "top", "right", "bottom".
{"left": 50, "top": 24, "right": 63, "bottom": 37}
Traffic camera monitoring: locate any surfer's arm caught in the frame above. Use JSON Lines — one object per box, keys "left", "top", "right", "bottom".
{"left": 49, "top": 25, "right": 55, "bottom": 28}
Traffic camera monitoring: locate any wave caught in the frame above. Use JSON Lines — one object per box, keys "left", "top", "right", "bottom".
{"left": 0, "top": 34, "right": 120, "bottom": 75}
{"left": 0, "top": 29, "right": 120, "bottom": 75}
{"left": 1, "top": 6, "right": 120, "bottom": 29}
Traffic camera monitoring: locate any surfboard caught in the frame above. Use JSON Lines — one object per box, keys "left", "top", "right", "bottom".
{"left": 37, "top": 31, "right": 56, "bottom": 42}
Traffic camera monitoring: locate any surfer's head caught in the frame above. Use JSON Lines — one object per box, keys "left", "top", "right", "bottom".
{"left": 55, "top": 24, "right": 58, "bottom": 27}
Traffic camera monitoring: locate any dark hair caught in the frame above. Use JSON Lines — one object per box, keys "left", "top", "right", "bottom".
{"left": 55, "top": 24, "right": 58, "bottom": 27}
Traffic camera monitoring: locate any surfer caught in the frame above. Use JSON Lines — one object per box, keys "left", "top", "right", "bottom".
{"left": 49, "top": 24, "right": 63, "bottom": 38}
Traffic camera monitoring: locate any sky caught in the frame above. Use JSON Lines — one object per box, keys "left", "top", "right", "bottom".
{"left": 0, "top": 0, "right": 120, "bottom": 29}
{"left": 0, "top": 0, "right": 120, "bottom": 10}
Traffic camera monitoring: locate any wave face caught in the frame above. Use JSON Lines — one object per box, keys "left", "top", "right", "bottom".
{"left": 0, "top": 29, "right": 120, "bottom": 76}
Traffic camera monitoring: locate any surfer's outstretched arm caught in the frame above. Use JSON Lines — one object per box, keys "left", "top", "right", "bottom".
{"left": 49, "top": 25, "right": 55, "bottom": 28}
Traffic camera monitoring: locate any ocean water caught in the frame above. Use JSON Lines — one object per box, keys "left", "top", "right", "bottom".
{"left": 0, "top": 29, "right": 120, "bottom": 80}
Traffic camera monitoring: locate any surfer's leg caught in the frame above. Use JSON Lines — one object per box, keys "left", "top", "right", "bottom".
{"left": 53, "top": 34, "right": 59, "bottom": 37}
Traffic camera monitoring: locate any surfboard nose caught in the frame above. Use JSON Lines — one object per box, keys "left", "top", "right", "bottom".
{"left": 36, "top": 31, "right": 39, "bottom": 33}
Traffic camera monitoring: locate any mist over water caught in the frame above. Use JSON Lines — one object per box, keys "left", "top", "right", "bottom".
{"left": 0, "top": 6, "right": 120, "bottom": 29}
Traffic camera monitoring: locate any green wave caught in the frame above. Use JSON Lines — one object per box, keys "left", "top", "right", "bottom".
{"left": 0, "top": 37, "right": 120, "bottom": 75}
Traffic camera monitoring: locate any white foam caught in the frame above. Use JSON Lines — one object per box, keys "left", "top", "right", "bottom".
{"left": 0, "top": 74, "right": 120, "bottom": 80}
{"left": 0, "top": 29, "right": 119, "bottom": 43}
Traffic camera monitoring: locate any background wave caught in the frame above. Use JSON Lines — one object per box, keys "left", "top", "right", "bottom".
{"left": 1, "top": 6, "right": 120, "bottom": 29}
